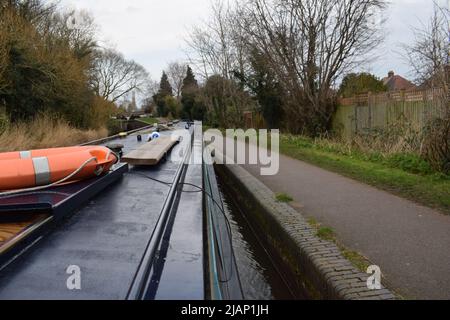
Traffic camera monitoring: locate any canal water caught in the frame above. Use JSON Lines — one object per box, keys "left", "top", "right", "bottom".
{"left": 217, "top": 177, "right": 307, "bottom": 300}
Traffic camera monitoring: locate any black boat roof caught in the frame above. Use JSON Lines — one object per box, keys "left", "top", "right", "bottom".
{"left": 0, "top": 124, "right": 204, "bottom": 300}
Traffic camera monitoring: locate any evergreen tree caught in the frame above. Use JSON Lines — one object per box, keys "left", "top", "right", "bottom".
{"left": 153, "top": 72, "right": 174, "bottom": 117}
{"left": 182, "top": 66, "right": 198, "bottom": 89}
{"left": 159, "top": 72, "right": 173, "bottom": 97}
{"left": 181, "top": 66, "right": 200, "bottom": 120}
{"left": 235, "top": 49, "right": 284, "bottom": 129}
{"left": 339, "top": 73, "right": 387, "bottom": 98}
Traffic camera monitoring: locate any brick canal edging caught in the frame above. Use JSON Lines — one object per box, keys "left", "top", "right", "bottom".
{"left": 215, "top": 164, "right": 396, "bottom": 300}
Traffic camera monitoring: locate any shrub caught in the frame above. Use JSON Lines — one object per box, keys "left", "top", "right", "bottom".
{"left": 0, "top": 110, "right": 8, "bottom": 133}
{"left": 421, "top": 117, "right": 450, "bottom": 174}
{"left": 351, "top": 120, "right": 422, "bottom": 155}
{"left": 0, "top": 4, "right": 114, "bottom": 131}
{"left": 84, "top": 96, "right": 116, "bottom": 130}
{"left": 107, "top": 119, "right": 125, "bottom": 136}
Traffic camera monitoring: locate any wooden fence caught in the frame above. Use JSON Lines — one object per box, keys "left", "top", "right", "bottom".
{"left": 333, "top": 88, "right": 447, "bottom": 139}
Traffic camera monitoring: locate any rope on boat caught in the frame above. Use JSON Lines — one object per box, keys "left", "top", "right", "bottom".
{"left": 0, "top": 157, "right": 98, "bottom": 197}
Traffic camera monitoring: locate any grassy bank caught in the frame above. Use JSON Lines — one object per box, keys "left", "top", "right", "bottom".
{"left": 0, "top": 115, "right": 108, "bottom": 152}
{"left": 280, "top": 135, "right": 450, "bottom": 214}
{"left": 138, "top": 117, "right": 160, "bottom": 125}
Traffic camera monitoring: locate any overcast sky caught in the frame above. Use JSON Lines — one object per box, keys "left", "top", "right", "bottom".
{"left": 58, "top": 0, "right": 439, "bottom": 82}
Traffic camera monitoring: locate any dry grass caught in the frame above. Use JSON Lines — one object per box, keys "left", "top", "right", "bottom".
{"left": 0, "top": 114, "right": 108, "bottom": 152}
{"left": 349, "top": 121, "right": 423, "bottom": 156}
{"left": 281, "top": 134, "right": 450, "bottom": 213}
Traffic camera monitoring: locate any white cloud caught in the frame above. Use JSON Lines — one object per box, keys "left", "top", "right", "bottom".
{"left": 58, "top": 0, "right": 438, "bottom": 82}
{"left": 58, "top": 0, "right": 210, "bottom": 79}
{"left": 367, "top": 0, "right": 437, "bottom": 80}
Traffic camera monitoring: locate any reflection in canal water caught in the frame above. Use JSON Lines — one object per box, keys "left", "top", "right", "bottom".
{"left": 217, "top": 178, "right": 306, "bottom": 300}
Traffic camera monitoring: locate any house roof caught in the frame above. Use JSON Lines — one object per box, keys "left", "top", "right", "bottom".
{"left": 382, "top": 71, "right": 416, "bottom": 91}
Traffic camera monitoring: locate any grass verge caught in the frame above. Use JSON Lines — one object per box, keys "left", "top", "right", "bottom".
{"left": 0, "top": 114, "right": 108, "bottom": 152}
{"left": 138, "top": 117, "right": 160, "bottom": 125}
{"left": 275, "top": 193, "right": 293, "bottom": 203}
{"left": 281, "top": 135, "right": 450, "bottom": 214}
{"left": 307, "top": 218, "right": 371, "bottom": 272}
{"left": 307, "top": 216, "right": 404, "bottom": 298}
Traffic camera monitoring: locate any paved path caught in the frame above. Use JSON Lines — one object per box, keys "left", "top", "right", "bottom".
{"left": 242, "top": 154, "right": 450, "bottom": 300}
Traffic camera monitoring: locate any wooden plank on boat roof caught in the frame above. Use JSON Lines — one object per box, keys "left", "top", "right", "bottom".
{"left": 122, "top": 136, "right": 179, "bottom": 166}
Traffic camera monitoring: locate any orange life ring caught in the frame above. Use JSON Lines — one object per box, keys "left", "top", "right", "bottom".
{"left": 0, "top": 146, "right": 118, "bottom": 191}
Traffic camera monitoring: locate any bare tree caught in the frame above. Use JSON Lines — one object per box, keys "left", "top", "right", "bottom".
{"left": 91, "top": 49, "right": 149, "bottom": 103}
{"left": 32, "top": 9, "right": 99, "bottom": 64}
{"left": 405, "top": 2, "right": 449, "bottom": 92}
{"left": 144, "top": 79, "right": 160, "bottom": 99}
{"left": 239, "top": 0, "right": 386, "bottom": 134}
{"left": 140, "top": 78, "right": 159, "bottom": 114}
{"left": 0, "top": 0, "right": 56, "bottom": 25}
{"left": 60, "top": 10, "right": 98, "bottom": 60}
{"left": 404, "top": 2, "right": 449, "bottom": 174}
{"left": 166, "top": 61, "right": 187, "bottom": 99}
{"left": 185, "top": 0, "right": 253, "bottom": 126}
{"left": 186, "top": 0, "right": 248, "bottom": 80}
{"left": 186, "top": 0, "right": 386, "bottom": 133}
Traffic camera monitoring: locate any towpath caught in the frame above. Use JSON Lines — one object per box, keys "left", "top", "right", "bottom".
{"left": 241, "top": 153, "right": 450, "bottom": 300}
